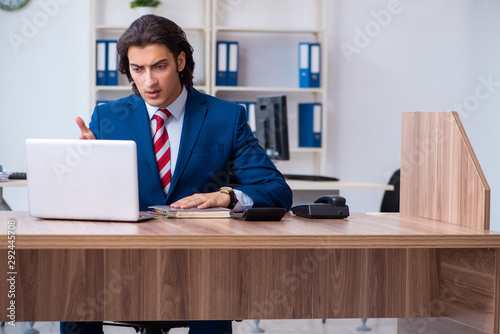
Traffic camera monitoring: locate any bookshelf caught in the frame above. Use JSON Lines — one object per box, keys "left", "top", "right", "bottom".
{"left": 89, "top": 0, "right": 328, "bottom": 175}
{"left": 211, "top": 0, "right": 329, "bottom": 175}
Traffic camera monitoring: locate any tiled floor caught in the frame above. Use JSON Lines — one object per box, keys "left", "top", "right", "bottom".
{"left": 1, "top": 319, "right": 397, "bottom": 334}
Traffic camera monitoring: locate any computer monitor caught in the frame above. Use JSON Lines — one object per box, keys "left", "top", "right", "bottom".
{"left": 255, "top": 95, "right": 290, "bottom": 160}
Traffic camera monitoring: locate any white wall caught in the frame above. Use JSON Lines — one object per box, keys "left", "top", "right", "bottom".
{"left": 329, "top": 0, "right": 500, "bottom": 231}
{"left": 0, "top": 0, "right": 90, "bottom": 209}
{"left": 1, "top": 0, "right": 499, "bottom": 231}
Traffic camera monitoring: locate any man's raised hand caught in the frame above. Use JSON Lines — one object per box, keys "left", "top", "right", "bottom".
{"left": 75, "top": 117, "right": 95, "bottom": 140}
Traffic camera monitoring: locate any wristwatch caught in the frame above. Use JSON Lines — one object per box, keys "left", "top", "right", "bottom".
{"left": 219, "top": 186, "right": 238, "bottom": 209}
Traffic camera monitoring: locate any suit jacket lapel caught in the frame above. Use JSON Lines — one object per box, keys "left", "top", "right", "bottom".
{"left": 167, "top": 87, "right": 207, "bottom": 200}
{"left": 126, "top": 95, "right": 158, "bottom": 177}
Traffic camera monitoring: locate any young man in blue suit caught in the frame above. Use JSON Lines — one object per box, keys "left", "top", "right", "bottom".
{"left": 62, "top": 14, "right": 292, "bottom": 334}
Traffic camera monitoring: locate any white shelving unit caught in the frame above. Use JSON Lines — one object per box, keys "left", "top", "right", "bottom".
{"left": 210, "top": 0, "right": 329, "bottom": 175}
{"left": 89, "top": 0, "right": 328, "bottom": 175}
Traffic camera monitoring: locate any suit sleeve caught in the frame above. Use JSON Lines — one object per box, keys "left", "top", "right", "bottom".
{"left": 88, "top": 105, "right": 101, "bottom": 139}
{"left": 231, "top": 106, "right": 293, "bottom": 210}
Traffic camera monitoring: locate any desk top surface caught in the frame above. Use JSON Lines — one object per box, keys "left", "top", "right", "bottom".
{"left": 1, "top": 211, "right": 499, "bottom": 249}
{"left": 285, "top": 180, "right": 393, "bottom": 191}
{"left": 0, "top": 180, "right": 27, "bottom": 187}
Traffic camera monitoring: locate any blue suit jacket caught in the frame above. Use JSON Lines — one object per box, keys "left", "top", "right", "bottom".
{"left": 89, "top": 87, "right": 292, "bottom": 211}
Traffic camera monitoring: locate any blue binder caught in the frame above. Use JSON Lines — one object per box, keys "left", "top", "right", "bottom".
{"left": 298, "top": 42, "right": 321, "bottom": 88}
{"left": 227, "top": 41, "right": 239, "bottom": 86}
{"left": 298, "top": 42, "right": 310, "bottom": 88}
{"left": 106, "top": 40, "right": 118, "bottom": 85}
{"left": 96, "top": 40, "right": 107, "bottom": 85}
{"left": 309, "top": 43, "right": 321, "bottom": 88}
{"left": 298, "top": 103, "right": 322, "bottom": 147}
{"left": 216, "top": 41, "right": 228, "bottom": 86}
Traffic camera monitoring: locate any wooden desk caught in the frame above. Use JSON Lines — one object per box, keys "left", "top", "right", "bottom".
{"left": 1, "top": 111, "right": 496, "bottom": 333}
{"left": 285, "top": 180, "right": 393, "bottom": 191}
{"left": 1, "top": 211, "right": 499, "bottom": 333}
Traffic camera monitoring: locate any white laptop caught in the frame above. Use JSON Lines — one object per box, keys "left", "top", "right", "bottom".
{"left": 26, "top": 138, "right": 154, "bottom": 222}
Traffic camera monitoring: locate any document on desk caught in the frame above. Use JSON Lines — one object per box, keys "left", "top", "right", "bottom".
{"left": 149, "top": 205, "right": 231, "bottom": 218}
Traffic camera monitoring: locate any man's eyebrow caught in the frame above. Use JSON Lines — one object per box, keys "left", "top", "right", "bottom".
{"left": 129, "top": 58, "right": 168, "bottom": 67}
{"left": 153, "top": 58, "right": 168, "bottom": 66}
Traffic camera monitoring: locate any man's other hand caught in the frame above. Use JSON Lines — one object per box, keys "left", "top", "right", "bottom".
{"left": 76, "top": 117, "right": 95, "bottom": 140}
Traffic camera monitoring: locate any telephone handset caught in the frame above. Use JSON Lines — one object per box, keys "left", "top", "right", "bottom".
{"left": 314, "top": 195, "right": 346, "bottom": 206}
{"left": 291, "top": 195, "right": 350, "bottom": 219}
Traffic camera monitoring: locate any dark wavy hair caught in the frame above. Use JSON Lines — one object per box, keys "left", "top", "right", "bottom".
{"left": 117, "top": 15, "right": 195, "bottom": 95}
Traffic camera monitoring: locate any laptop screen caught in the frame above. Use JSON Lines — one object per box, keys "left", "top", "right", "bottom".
{"left": 26, "top": 138, "right": 143, "bottom": 221}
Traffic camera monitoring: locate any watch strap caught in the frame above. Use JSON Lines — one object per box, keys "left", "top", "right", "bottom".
{"left": 220, "top": 187, "right": 238, "bottom": 209}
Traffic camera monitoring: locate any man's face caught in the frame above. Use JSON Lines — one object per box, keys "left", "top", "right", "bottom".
{"left": 128, "top": 43, "right": 186, "bottom": 108}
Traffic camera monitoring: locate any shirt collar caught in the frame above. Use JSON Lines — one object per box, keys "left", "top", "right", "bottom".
{"left": 145, "top": 86, "right": 187, "bottom": 121}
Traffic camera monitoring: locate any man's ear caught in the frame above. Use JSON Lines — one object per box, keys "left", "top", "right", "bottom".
{"left": 177, "top": 51, "right": 186, "bottom": 72}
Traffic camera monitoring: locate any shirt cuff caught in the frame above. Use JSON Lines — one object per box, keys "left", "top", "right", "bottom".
{"left": 233, "top": 189, "right": 253, "bottom": 212}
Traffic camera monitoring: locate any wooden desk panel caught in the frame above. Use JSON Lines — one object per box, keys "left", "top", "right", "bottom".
{"left": 1, "top": 212, "right": 499, "bottom": 333}
{"left": 3, "top": 248, "right": 423, "bottom": 321}
{"left": 399, "top": 248, "right": 499, "bottom": 334}
{"left": 400, "top": 112, "right": 490, "bottom": 230}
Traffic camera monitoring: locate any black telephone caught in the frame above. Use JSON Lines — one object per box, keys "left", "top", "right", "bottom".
{"left": 291, "top": 195, "right": 350, "bottom": 219}
{"left": 230, "top": 207, "right": 288, "bottom": 221}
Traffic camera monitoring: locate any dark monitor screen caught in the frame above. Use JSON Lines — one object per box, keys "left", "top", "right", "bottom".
{"left": 255, "top": 95, "right": 290, "bottom": 160}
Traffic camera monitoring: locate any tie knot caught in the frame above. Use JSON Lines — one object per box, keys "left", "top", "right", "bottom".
{"left": 154, "top": 109, "right": 171, "bottom": 125}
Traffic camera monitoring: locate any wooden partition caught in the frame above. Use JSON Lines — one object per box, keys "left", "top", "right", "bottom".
{"left": 400, "top": 111, "right": 490, "bottom": 229}
{"left": 399, "top": 112, "right": 498, "bottom": 334}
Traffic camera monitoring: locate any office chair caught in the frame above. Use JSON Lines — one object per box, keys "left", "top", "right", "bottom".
{"left": 103, "top": 321, "right": 189, "bottom": 334}
{"left": 105, "top": 320, "right": 242, "bottom": 333}
{"left": 322, "top": 169, "right": 401, "bottom": 331}
{"left": 380, "top": 169, "right": 400, "bottom": 213}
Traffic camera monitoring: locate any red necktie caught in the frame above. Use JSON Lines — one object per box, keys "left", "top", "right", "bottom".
{"left": 153, "top": 109, "right": 171, "bottom": 196}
